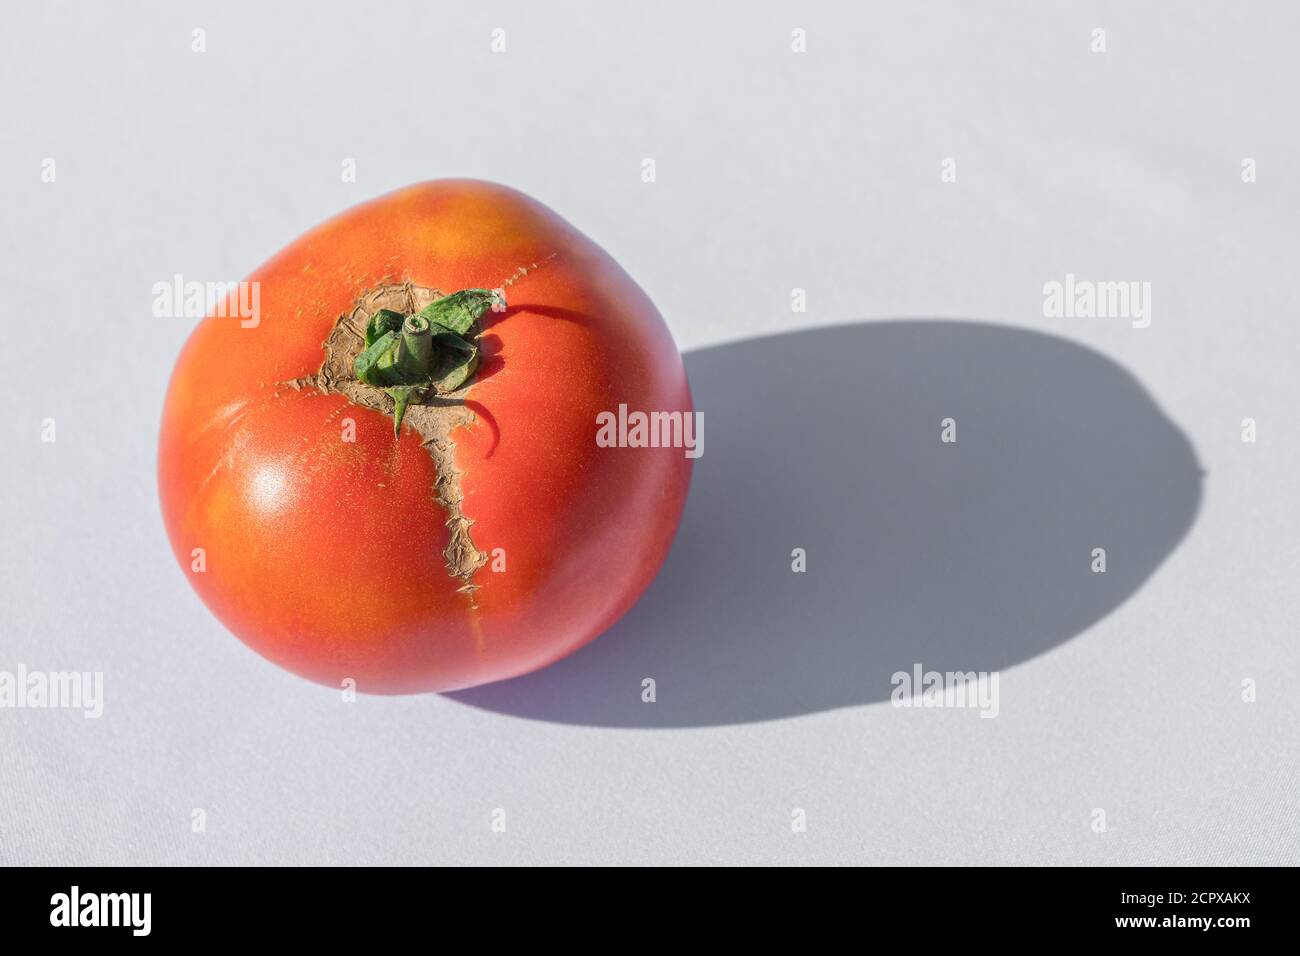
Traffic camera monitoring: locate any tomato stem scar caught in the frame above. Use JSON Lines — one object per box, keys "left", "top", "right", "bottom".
{"left": 282, "top": 263, "right": 553, "bottom": 587}
{"left": 352, "top": 289, "right": 501, "bottom": 434}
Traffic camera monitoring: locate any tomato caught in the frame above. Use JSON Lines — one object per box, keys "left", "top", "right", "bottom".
{"left": 158, "top": 180, "right": 692, "bottom": 693}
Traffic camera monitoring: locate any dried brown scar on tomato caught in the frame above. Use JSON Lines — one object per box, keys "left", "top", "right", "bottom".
{"left": 286, "top": 282, "right": 489, "bottom": 588}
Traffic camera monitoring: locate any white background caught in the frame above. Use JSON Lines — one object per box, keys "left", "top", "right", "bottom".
{"left": 1, "top": 1, "right": 1297, "bottom": 865}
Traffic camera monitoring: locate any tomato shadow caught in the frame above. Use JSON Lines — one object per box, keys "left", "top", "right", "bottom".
{"left": 449, "top": 321, "right": 1203, "bottom": 727}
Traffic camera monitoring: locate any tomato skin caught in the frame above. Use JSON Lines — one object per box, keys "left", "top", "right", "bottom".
{"left": 158, "top": 180, "right": 692, "bottom": 693}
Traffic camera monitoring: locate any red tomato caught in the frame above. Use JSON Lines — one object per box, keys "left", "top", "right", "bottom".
{"left": 158, "top": 180, "right": 692, "bottom": 692}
